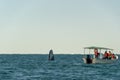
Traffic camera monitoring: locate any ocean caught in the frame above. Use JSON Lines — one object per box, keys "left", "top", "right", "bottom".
{"left": 0, "top": 54, "right": 119, "bottom": 80}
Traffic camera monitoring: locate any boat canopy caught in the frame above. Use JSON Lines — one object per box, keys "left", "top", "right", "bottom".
{"left": 84, "top": 46, "right": 113, "bottom": 50}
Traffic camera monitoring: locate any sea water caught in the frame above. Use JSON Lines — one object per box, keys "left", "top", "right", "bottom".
{"left": 0, "top": 54, "right": 120, "bottom": 80}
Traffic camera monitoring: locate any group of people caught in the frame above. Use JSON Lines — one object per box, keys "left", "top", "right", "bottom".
{"left": 94, "top": 48, "right": 116, "bottom": 59}
{"left": 103, "top": 51, "right": 116, "bottom": 59}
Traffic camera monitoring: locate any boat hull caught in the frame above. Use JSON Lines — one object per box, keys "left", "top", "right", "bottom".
{"left": 83, "top": 58, "right": 118, "bottom": 64}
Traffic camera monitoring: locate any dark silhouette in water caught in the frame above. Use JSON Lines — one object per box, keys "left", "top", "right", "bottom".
{"left": 86, "top": 55, "right": 92, "bottom": 64}
{"left": 48, "top": 49, "right": 54, "bottom": 60}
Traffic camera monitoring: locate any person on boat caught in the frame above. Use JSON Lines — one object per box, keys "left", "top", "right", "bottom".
{"left": 86, "top": 55, "right": 92, "bottom": 64}
{"left": 108, "top": 51, "right": 112, "bottom": 59}
{"left": 111, "top": 53, "right": 116, "bottom": 59}
{"left": 94, "top": 48, "right": 100, "bottom": 58}
{"left": 103, "top": 51, "right": 109, "bottom": 59}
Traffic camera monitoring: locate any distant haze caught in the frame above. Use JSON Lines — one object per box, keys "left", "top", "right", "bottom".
{"left": 0, "top": 0, "right": 120, "bottom": 54}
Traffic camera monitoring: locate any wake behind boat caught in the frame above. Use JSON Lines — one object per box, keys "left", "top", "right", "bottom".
{"left": 82, "top": 46, "right": 118, "bottom": 64}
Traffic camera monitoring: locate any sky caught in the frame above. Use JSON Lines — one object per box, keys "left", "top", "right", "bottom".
{"left": 0, "top": 0, "right": 120, "bottom": 54}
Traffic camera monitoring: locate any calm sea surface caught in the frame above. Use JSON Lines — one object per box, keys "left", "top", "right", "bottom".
{"left": 0, "top": 54, "right": 120, "bottom": 80}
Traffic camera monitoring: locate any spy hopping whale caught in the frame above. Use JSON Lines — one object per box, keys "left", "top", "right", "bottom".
{"left": 48, "top": 49, "right": 54, "bottom": 60}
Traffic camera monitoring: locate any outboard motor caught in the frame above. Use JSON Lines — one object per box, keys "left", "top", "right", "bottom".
{"left": 86, "top": 55, "right": 92, "bottom": 64}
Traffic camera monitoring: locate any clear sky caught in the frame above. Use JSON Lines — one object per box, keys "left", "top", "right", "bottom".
{"left": 0, "top": 0, "right": 120, "bottom": 54}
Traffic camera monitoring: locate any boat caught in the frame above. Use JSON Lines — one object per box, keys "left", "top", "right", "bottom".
{"left": 48, "top": 49, "right": 54, "bottom": 61}
{"left": 82, "top": 46, "right": 118, "bottom": 64}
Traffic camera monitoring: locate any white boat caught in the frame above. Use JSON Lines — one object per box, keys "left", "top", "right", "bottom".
{"left": 83, "top": 57, "right": 118, "bottom": 64}
{"left": 82, "top": 46, "right": 118, "bottom": 64}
